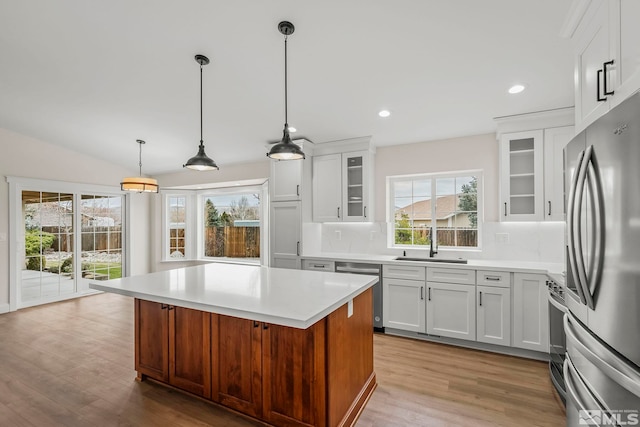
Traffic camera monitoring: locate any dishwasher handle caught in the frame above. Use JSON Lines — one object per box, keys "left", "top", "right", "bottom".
{"left": 335, "top": 266, "right": 381, "bottom": 275}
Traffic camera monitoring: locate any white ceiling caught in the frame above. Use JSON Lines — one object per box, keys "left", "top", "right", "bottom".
{"left": 0, "top": 0, "right": 574, "bottom": 175}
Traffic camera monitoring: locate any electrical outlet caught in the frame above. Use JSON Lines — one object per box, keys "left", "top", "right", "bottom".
{"left": 495, "top": 233, "right": 509, "bottom": 244}
{"left": 335, "top": 230, "right": 341, "bottom": 240}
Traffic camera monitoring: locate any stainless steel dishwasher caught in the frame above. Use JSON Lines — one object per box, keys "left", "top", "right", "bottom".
{"left": 334, "top": 262, "right": 383, "bottom": 332}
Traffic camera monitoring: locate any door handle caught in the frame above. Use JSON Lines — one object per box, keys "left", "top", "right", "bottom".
{"left": 548, "top": 201, "right": 551, "bottom": 216}
{"left": 296, "top": 241, "right": 300, "bottom": 256}
{"left": 420, "top": 286, "right": 424, "bottom": 300}
{"left": 254, "top": 321, "right": 260, "bottom": 328}
{"left": 603, "top": 60, "right": 615, "bottom": 96}
{"left": 263, "top": 323, "right": 269, "bottom": 330}
{"left": 428, "top": 287, "right": 431, "bottom": 301}
{"left": 504, "top": 202, "right": 507, "bottom": 217}
{"left": 296, "top": 184, "right": 300, "bottom": 197}
{"left": 337, "top": 207, "right": 340, "bottom": 218}
{"left": 364, "top": 206, "right": 367, "bottom": 218}
{"left": 479, "top": 291, "right": 482, "bottom": 306}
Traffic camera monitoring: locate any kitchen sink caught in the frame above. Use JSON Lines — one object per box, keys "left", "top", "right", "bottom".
{"left": 394, "top": 256, "right": 467, "bottom": 264}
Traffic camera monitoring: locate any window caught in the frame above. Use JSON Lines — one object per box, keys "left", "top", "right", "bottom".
{"left": 167, "top": 195, "right": 187, "bottom": 258}
{"left": 201, "top": 187, "right": 261, "bottom": 262}
{"left": 389, "top": 172, "right": 481, "bottom": 249}
{"left": 162, "top": 186, "right": 263, "bottom": 264}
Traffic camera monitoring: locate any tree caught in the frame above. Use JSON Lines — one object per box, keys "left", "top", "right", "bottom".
{"left": 458, "top": 177, "right": 478, "bottom": 228}
{"left": 395, "top": 212, "right": 412, "bottom": 244}
{"left": 229, "top": 196, "right": 259, "bottom": 221}
{"left": 205, "top": 199, "right": 222, "bottom": 226}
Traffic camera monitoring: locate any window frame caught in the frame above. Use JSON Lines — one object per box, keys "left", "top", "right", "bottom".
{"left": 161, "top": 191, "right": 195, "bottom": 261}
{"left": 197, "top": 185, "right": 263, "bottom": 264}
{"left": 387, "top": 170, "right": 483, "bottom": 251}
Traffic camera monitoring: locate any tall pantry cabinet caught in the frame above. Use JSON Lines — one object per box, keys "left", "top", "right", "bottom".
{"left": 268, "top": 139, "right": 313, "bottom": 269}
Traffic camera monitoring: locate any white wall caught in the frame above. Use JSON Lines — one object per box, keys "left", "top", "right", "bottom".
{"left": 0, "top": 127, "right": 152, "bottom": 309}
{"left": 306, "top": 133, "right": 565, "bottom": 264}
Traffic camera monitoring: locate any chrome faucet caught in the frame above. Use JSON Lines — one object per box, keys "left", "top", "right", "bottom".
{"left": 430, "top": 228, "right": 438, "bottom": 258}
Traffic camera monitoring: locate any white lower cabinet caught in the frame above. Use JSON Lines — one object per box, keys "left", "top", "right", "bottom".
{"left": 476, "top": 285, "right": 511, "bottom": 346}
{"left": 426, "top": 282, "right": 476, "bottom": 341}
{"left": 383, "top": 278, "right": 425, "bottom": 333}
{"left": 512, "top": 273, "right": 549, "bottom": 352}
{"left": 270, "top": 201, "right": 301, "bottom": 269}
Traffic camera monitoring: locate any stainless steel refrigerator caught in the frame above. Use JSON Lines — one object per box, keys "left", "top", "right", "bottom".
{"left": 564, "top": 92, "right": 640, "bottom": 426}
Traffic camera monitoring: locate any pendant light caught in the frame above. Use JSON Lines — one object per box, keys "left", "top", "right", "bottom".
{"left": 267, "top": 21, "right": 305, "bottom": 160}
{"left": 121, "top": 140, "right": 159, "bottom": 193}
{"left": 184, "top": 54, "right": 219, "bottom": 171}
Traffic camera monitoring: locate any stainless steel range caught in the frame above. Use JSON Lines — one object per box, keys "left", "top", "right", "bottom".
{"left": 547, "top": 275, "right": 567, "bottom": 405}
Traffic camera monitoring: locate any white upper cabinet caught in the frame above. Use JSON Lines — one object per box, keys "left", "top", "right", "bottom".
{"left": 312, "top": 154, "right": 342, "bottom": 221}
{"left": 543, "top": 126, "right": 574, "bottom": 221}
{"left": 499, "top": 130, "right": 545, "bottom": 221}
{"left": 342, "top": 151, "right": 372, "bottom": 222}
{"left": 496, "top": 109, "right": 574, "bottom": 222}
{"left": 567, "top": 0, "right": 640, "bottom": 132}
{"left": 270, "top": 159, "right": 302, "bottom": 202}
{"left": 312, "top": 145, "right": 374, "bottom": 223}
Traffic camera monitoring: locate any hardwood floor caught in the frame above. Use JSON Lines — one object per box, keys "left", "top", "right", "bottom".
{"left": 0, "top": 293, "right": 565, "bottom": 426}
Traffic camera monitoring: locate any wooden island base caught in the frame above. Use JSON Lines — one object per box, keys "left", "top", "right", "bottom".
{"left": 134, "top": 288, "right": 376, "bottom": 427}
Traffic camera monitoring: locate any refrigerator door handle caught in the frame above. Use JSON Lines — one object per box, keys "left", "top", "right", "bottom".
{"left": 573, "top": 146, "right": 594, "bottom": 308}
{"left": 585, "top": 148, "right": 605, "bottom": 309}
{"left": 567, "top": 149, "right": 588, "bottom": 305}
{"left": 565, "top": 314, "right": 640, "bottom": 398}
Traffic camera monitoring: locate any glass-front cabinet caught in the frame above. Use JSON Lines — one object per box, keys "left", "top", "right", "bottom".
{"left": 499, "top": 130, "right": 544, "bottom": 221}
{"left": 342, "top": 152, "right": 369, "bottom": 221}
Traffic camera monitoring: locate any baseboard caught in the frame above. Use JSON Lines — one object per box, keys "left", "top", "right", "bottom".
{"left": 383, "top": 328, "right": 549, "bottom": 361}
{"left": 0, "top": 303, "right": 10, "bottom": 314}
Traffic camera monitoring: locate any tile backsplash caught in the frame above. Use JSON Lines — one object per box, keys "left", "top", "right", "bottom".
{"left": 303, "top": 221, "right": 565, "bottom": 264}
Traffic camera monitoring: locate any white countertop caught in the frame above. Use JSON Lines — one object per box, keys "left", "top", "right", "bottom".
{"left": 302, "top": 252, "right": 564, "bottom": 275}
{"left": 89, "top": 263, "right": 377, "bottom": 329}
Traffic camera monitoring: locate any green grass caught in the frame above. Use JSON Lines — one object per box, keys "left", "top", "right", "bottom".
{"left": 88, "top": 263, "right": 122, "bottom": 280}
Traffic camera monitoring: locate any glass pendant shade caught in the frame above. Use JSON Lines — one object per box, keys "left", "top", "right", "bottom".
{"left": 120, "top": 176, "right": 159, "bottom": 193}
{"left": 121, "top": 139, "right": 159, "bottom": 193}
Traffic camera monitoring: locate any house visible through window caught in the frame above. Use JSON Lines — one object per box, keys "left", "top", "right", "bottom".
{"left": 389, "top": 172, "right": 480, "bottom": 249}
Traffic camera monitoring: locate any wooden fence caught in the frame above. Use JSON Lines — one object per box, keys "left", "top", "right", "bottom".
{"left": 411, "top": 228, "right": 477, "bottom": 247}
{"left": 42, "top": 226, "right": 122, "bottom": 252}
{"left": 205, "top": 226, "right": 260, "bottom": 258}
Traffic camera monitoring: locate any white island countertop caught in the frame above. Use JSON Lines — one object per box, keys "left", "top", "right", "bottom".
{"left": 89, "top": 263, "right": 378, "bottom": 329}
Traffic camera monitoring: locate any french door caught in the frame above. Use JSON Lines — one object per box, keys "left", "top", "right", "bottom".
{"left": 15, "top": 185, "right": 125, "bottom": 308}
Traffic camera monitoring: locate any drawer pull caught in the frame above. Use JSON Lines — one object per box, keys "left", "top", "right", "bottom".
{"left": 313, "top": 264, "right": 325, "bottom": 268}
{"left": 485, "top": 276, "right": 501, "bottom": 281}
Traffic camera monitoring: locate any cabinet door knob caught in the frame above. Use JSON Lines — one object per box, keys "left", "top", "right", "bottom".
{"left": 253, "top": 321, "right": 259, "bottom": 328}
{"left": 263, "top": 323, "right": 269, "bottom": 330}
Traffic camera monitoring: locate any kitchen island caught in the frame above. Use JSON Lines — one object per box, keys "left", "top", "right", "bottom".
{"left": 90, "top": 263, "right": 378, "bottom": 427}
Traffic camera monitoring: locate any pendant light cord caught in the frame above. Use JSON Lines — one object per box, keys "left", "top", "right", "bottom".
{"left": 284, "top": 34, "right": 288, "bottom": 128}
{"left": 138, "top": 141, "right": 142, "bottom": 176}
{"left": 200, "top": 62, "right": 204, "bottom": 145}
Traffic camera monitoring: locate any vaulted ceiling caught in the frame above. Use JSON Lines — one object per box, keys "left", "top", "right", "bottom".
{"left": 0, "top": 0, "right": 574, "bottom": 175}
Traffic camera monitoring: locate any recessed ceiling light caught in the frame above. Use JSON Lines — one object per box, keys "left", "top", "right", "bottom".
{"left": 508, "top": 84, "right": 526, "bottom": 94}
{"left": 288, "top": 126, "right": 297, "bottom": 132}
{"left": 378, "top": 110, "right": 391, "bottom": 118}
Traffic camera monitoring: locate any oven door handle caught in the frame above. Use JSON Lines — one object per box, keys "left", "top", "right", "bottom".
{"left": 548, "top": 293, "right": 568, "bottom": 314}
